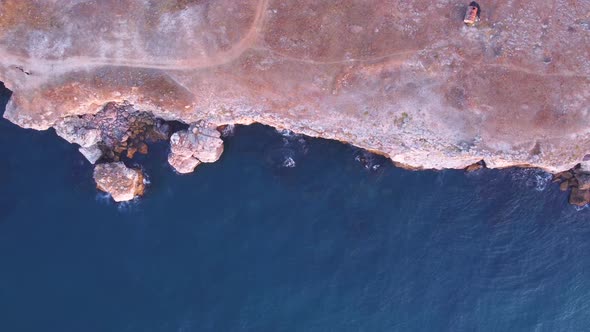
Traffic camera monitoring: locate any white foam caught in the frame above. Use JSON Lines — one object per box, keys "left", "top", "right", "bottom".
{"left": 282, "top": 157, "right": 296, "bottom": 168}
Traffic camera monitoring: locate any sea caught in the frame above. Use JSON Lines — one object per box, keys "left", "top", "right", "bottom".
{"left": 1, "top": 83, "right": 590, "bottom": 332}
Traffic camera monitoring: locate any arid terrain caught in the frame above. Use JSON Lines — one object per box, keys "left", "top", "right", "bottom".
{"left": 1, "top": 0, "right": 589, "bottom": 173}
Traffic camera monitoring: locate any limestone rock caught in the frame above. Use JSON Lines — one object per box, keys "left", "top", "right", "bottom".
{"left": 93, "top": 162, "right": 146, "bottom": 202}
{"left": 54, "top": 103, "right": 170, "bottom": 162}
{"left": 559, "top": 181, "right": 570, "bottom": 192}
{"left": 79, "top": 145, "right": 103, "bottom": 164}
{"left": 576, "top": 173, "right": 590, "bottom": 191}
{"left": 54, "top": 118, "right": 101, "bottom": 148}
{"left": 167, "top": 153, "right": 201, "bottom": 174}
{"left": 168, "top": 122, "right": 224, "bottom": 173}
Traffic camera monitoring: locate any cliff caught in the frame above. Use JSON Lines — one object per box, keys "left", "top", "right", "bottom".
{"left": 1, "top": 0, "right": 589, "bottom": 173}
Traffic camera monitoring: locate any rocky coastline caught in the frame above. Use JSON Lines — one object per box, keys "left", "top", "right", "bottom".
{"left": 1, "top": 0, "right": 589, "bottom": 202}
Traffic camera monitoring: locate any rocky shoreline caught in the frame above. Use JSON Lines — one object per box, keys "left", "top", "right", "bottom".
{"left": 1, "top": 1, "right": 589, "bottom": 201}
{"left": 49, "top": 102, "right": 227, "bottom": 201}
{"left": 1, "top": 94, "right": 588, "bottom": 205}
{"left": 32, "top": 100, "right": 588, "bottom": 206}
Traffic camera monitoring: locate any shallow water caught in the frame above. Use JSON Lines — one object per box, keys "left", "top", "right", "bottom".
{"left": 1, "top": 84, "right": 590, "bottom": 332}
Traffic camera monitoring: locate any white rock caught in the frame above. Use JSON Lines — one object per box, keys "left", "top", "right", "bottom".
{"left": 79, "top": 145, "right": 103, "bottom": 164}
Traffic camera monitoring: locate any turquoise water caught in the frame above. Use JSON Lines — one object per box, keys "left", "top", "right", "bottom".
{"left": 2, "top": 84, "right": 590, "bottom": 332}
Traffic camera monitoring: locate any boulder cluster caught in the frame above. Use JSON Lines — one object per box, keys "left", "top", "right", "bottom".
{"left": 54, "top": 102, "right": 170, "bottom": 164}
{"left": 553, "top": 165, "right": 590, "bottom": 206}
{"left": 53, "top": 103, "right": 226, "bottom": 201}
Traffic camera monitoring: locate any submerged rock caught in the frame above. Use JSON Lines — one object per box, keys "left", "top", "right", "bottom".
{"left": 93, "top": 162, "right": 146, "bottom": 202}
{"left": 569, "top": 188, "right": 590, "bottom": 207}
{"left": 168, "top": 122, "right": 224, "bottom": 174}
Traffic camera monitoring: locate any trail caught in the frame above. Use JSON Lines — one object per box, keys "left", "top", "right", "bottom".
{"left": 257, "top": 47, "right": 419, "bottom": 66}
{"left": 481, "top": 63, "right": 590, "bottom": 80}
{"left": 0, "top": 0, "right": 586, "bottom": 84}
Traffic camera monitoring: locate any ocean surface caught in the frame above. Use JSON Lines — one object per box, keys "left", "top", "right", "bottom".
{"left": 1, "top": 83, "right": 590, "bottom": 332}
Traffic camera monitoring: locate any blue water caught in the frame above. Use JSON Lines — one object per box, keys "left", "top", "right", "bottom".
{"left": 1, "top": 83, "right": 590, "bottom": 332}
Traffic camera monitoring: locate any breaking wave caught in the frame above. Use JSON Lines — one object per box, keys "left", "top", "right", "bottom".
{"left": 510, "top": 168, "right": 553, "bottom": 191}
{"left": 354, "top": 150, "right": 382, "bottom": 172}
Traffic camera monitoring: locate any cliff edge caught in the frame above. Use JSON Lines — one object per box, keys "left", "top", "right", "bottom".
{"left": 1, "top": 0, "right": 589, "bottom": 173}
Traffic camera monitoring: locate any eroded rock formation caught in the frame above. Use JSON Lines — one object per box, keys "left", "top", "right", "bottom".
{"left": 0, "top": 0, "right": 590, "bottom": 193}
{"left": 54, "top": 102, "right": 170, "bottom": 163}
{"left": 553, "top": 161, "right": 590, "bottom": 206}
{"left": 93, "top": 162, "right": 146, "bottom": 202}
{"left": 168, "top": 122, "right": 224, "bottom": 173}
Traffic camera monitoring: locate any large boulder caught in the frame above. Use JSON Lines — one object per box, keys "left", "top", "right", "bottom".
{"left": 93, "top": 162, "right": 146, "bottom": 202}
{"left": 576, "top": 173, "right": 590, "bottom": 191}
{"left": 569, "top": 188, "right": 590, "bottom": 207}
{"left": 167, "top": 153, "right": 202, "bottom": 174}
{"left": 168, "top": 122, "right": 224, "bottom": 174}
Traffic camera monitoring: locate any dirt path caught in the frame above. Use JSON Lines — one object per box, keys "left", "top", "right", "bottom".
{"left": 1, "top": 0, "right": 271, "bottom": 73}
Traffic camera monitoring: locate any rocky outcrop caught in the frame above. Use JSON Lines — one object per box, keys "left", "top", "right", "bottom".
{"left": 553, "top": 163, "right": 590, "bottom": 207}
{"left": 54, "top": 103, "right": 170, "bottom": 163}
{"left": 168, "top": 122, "right": 224, "bottom": 174}
{"left": 93, "top": 162, "right": 146, "bottom": 202}
{"left": 465, "top": 160, "right": 486, "bottom": 172}
{"left": 1, "top": 0, "right": 590, "bottom": 201}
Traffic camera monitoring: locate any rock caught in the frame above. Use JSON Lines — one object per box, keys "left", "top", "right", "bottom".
{"left": 54, "top": 118, "right": 101, "bottom": 148}
{"left": 559, "top": 181, "right": 570, "bottom": 192}
{"left": 79, "top": 145, "right": 103, "bottom": 164}
{"left": 126, "top": 147, "right": 138, "bottom": 159}
{"left": 553, "top": 171, "right": 574, "bottom": 181}
{"left": 138, "top": 142, "right": 149, "bottom": 155}
{"left": 54, "top": 103, "right": 172, "bottom": 163}
{"left": 465, "top": 160, "right": 485, "bottom": 172}
{"left": 93, "top": 162, "right": 146, "bottom": 202}
{"left": 569, "top": 188, "right": 590, "bottom": 207}
{"left": 578, "top": 161, "right": 590, "bottom": 173}
{"left": 167, "top": 153, "right": 201, "bottom": 174}
{"left": 189, "top": 124, "right": 224, "bottom": 163}
{"left": 576, "top": 173, "right": 590, "bottom": 190}
{"left": 167, "top": 122, "right": 224, "bottom": 173}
